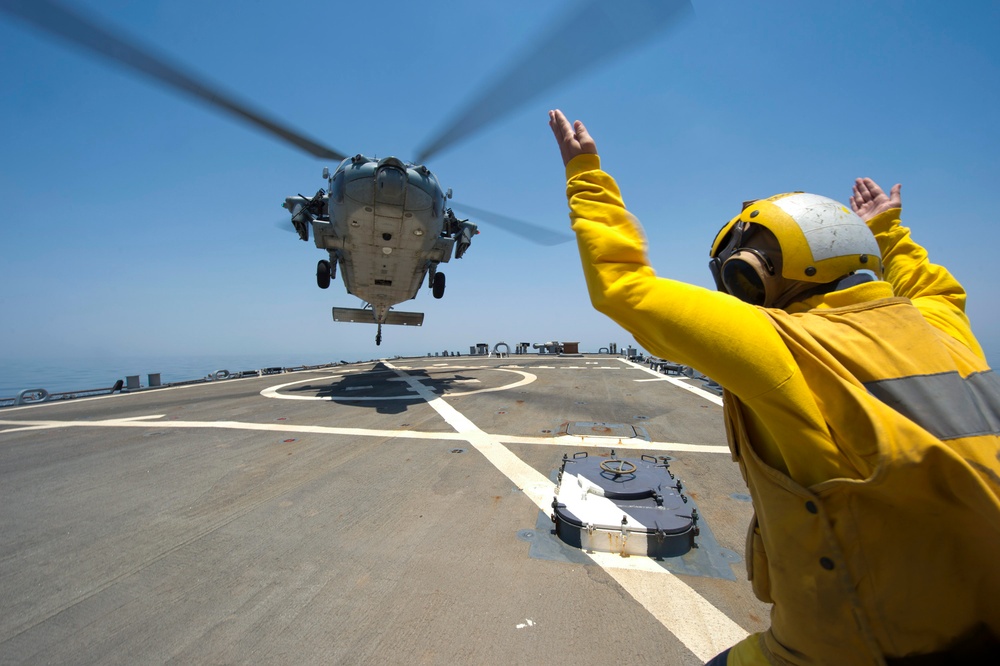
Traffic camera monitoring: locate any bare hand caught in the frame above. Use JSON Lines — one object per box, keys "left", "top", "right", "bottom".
{"left": 850, "top": 177, "right": 902, "bottom": 222}
{"left": 548, "top": 109, "right": 597, "bottom": 167}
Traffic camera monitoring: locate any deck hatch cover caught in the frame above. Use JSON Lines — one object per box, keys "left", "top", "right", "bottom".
{"left": 551, "top": 451, "right": 697, "bottom": 558}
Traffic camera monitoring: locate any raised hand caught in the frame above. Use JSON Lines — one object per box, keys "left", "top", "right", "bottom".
{"left": 850, "top": 177, "right": 902, "bottom": 222}
{"left": 548, "top": 109, "right": 598, "bottom": 167}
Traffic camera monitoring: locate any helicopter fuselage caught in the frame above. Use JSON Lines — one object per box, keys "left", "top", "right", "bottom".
{"left": 2, "top": 0, "right": 682, "bottom": 348}
{"left": 283, "top": 155, "right": 477, "bottom": 340}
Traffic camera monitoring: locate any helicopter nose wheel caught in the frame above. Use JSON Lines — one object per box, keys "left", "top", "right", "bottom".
{"left": 376, "top": 324, "right": 382, "bottom": 346}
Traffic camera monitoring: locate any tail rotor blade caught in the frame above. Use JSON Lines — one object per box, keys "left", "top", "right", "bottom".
{"left": 450, "top": 202, "right": 573, "bottom": 246}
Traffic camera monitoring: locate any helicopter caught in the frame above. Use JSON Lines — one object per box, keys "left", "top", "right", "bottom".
{"left": 0, "top": 0, "right": 692, "bottom": 346}
{"left": 282, "top": 156, "right": 479, "bottom": 346}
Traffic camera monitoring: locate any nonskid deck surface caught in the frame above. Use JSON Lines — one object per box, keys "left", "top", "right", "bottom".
{"left": 0, "top": 355, "right": 767, "bottom": 664}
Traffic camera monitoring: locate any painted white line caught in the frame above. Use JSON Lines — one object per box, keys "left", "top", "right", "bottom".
{"left": 0, "top": 360, "right": 741, "bottom": 657}
{"left": 260, "top": 369, "right": 535, "bottom": 401}
{"left": 588, "top": 552, "right": 748, "bottom": 659}
{"left": 496, "top": 434, "right": 729, "bottom": 454}
{"left": 442, "top": 370, "right": 536, "bottom": 397}
{"left": 0, "top": 419, "right": 729, "bottom": 456}
{"left": 258, "top": 376, "right": 417, "bottom": 402}
{"left": 618, "top": 359, "right": 723, "bottom": 406}
{"left": 0, "top": 418, "right": 468, "bottom": 440}
{"left": 396, "top": 365, "right": 489, "bottom": 371}
{"left": 381, "top": 361, "right": 747, "bottom": 662}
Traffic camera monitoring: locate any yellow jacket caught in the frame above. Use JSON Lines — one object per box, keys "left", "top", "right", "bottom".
{"left": 563, "top": 154, "right": 1000, "bottom": 664}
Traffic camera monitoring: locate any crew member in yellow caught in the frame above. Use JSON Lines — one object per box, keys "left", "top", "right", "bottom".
{"left": 548, "top": 109, "right": 1000, "bottom": 665}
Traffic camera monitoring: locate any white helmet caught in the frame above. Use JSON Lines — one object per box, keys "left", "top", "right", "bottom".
{"left": 709, "top": 192, "right": 882, "bottom": 306}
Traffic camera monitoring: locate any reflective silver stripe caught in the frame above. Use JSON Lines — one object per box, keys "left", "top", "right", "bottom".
{"left": 864, "top": 370, "right": 1000, "bottom": 440}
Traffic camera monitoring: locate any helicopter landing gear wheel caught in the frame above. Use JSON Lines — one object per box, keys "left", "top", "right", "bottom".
{"left": 432, "top": 271, "right": 446, "bottom": 299}
{"left": 316, "top": 260, "right": 331, "bottom": 289}
{"left": 376, "top": 324, "right": 382, "bottom": 346}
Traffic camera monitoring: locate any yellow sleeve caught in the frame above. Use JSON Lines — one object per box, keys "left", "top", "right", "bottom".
{"left": 564, "top": 154, "right": 795, "bottom": 399}
{"left": 866, "top": 209, "right": 985, "bottom": 358}
{"left": 727, "top": 633, "right": 770, "bottom": 665}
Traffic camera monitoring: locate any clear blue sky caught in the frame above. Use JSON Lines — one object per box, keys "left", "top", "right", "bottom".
{"left": 1, "top": 0, "right": 998, "bottom": 371}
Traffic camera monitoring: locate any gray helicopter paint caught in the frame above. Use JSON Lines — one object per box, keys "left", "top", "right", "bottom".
{"left": 315, "top": 157, "right": 454, "bottom": 311}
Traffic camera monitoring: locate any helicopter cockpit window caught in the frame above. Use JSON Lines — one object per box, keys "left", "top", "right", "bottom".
{"left": 330, "top": 169, "right": 345, "bottom": 204}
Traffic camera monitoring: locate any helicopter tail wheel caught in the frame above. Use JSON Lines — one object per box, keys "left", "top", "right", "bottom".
{"left": 316, "top": 260, "right": 332, "bottom": 289}
{"left": 376, "top": 324, "right": 382, "bottom": 346}
{"left": 432, "top": 272, "right": 446, "bottom": 299}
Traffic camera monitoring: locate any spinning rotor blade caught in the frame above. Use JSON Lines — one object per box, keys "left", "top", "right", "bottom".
{"left": 0, "top": 0, "right": 346, "bottom": 161}
{"left": 274, "top": 219, "right": 298, "bottom": 235}
{"left": 450, "top": 202, "right": 573, "bottom": 246}
{"left": 415, "top": 0, "right": 693, "bottom": 163}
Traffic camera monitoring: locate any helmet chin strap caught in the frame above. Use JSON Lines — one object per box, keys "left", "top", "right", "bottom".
{"left": 770, "top": 278, "right": 821, "bottom": 309}
{"left": 771, "top": 272, "right": 876, "bottom": 309}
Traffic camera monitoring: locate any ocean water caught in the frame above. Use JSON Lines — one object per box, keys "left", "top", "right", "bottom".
{"left": 0, "top": 353, "right": 358, "bottom": 398}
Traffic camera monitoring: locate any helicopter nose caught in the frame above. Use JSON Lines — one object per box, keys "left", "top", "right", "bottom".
{"left": 377, "top": 156, "right": 406, "bottom": 170}
{"left": 376, "top": 157, "right": 407, "bottom": 204}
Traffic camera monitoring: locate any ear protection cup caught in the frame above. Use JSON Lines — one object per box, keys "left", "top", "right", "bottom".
{"left": 708, "top": 221, "right": 779, "bottom": 306}
{"left": 719, "top": 248, "right": 776, "bottom": 306}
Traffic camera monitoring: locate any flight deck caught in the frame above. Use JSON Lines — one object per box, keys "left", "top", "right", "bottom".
{"left": 0, "top": 355, "right": 768, "bottom": 664}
